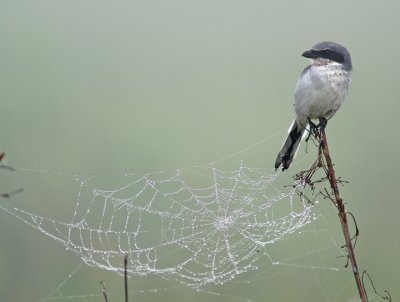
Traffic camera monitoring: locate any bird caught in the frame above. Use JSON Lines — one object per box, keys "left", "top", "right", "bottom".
{"left": 274, "top": 41, "right": 352, "bottom": 171}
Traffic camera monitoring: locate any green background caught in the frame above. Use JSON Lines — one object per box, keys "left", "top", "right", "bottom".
{"left": 1, "top": 1, "right": 399, "bottom": 301}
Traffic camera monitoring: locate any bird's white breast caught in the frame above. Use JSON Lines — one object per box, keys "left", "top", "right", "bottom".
{"left": 294, "top": 64, "right": 351, "bottom": 126}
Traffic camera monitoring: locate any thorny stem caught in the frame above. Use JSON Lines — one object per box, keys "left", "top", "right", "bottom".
{"left": 319, "top": 127, "right": 367, "bottom": 302}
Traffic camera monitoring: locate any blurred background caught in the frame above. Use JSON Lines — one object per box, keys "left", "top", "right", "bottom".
{"left": 1, "top": 1, "right": 399, "bottom": 301}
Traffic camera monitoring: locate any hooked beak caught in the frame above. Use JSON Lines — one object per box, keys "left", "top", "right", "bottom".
{"left": 302, "top": 49, "right": 319, "bottom": 59}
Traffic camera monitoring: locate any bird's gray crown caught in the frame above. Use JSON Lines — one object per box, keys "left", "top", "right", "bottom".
{"left": 302, "top": 41, "right": 352, "bottom": 71}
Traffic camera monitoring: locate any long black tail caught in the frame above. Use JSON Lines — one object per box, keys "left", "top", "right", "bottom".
{"left": 275, "top": 120, "right": 306, "bottom": 171}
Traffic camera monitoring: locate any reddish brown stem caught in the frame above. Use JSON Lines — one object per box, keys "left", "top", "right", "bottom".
{"left": 319, "top": 127, "right": 367, "bottom": 302}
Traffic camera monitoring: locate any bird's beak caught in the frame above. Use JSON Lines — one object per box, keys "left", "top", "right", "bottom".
{"left": 302, "top": 49, "right": 318, "bottom": 59}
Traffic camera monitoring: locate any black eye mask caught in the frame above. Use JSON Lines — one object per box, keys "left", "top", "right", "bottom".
{"left": 302, "top": 49, "right": 345, "bottom": 64}
{"left": 317, "top": 49, "right": 345, "bottom": 63}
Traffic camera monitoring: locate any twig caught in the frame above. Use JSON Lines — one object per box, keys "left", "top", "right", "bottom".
{"left": 295, "top": 125, "right": 391, "bottom": 301}
{"left": 318, "top": 126, "right": 367, "bottom": 301}
{"left": 100, "top": 254, "right": 130, "bottom": 302}
{"left": 362, "top": 271, "right": 392, "bottom": 301}
{"left": 0, "top": 152, "right": 23, "bottom": 199}
{"left": 0, "top": 188, "right": 23, "bottom": 199}
{"left": 124, "top": 254, "right": 129, "bottom": 302}
{"left": 0, "top": 164, "right": 15, "bottom": 171}
{"left": 100, "top": 281, "right": 108, "bottom": 302}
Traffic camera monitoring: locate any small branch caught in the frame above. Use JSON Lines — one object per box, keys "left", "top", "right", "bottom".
{"left": 318, "top": 126, "right": 367, "bottom": 302}
{"left": 0, "top": 164, "right": 15, "bottom": 171}
{"left": 0, "top": 152, "right": 23, "bottom": 199}
{"left": 100, "top": 281, "right": 108, "bottom": 302}
{"left": 346, "top": 212, "right": 359, "bottom": 248}
{"left": 99, "top": 254, "right": 130, "bottom": 302}
{"left": 362, "top": 271, "right": 392, "bottom": 301}
{"left": 0, "top": 188, "right": 23, "bottom": 199}
{"left": 124, "top": 254, "right": 129, "bottom": 302}
{"left": 0, "top": 152, "right": 14, "bottom": 171}
{"left": 293, "top": 124, "right": 391, "bottom": 301}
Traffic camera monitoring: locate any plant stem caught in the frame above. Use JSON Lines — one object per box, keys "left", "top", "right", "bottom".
{"left": 124, "top": 254, "right": 129, "bottom": 302}
{"left": 319, "top": 127, "right": 366, "bottom": 302}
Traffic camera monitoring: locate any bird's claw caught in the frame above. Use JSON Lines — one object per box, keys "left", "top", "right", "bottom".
{"left": 305, "top": 117, "right": 327, "bottom": 142}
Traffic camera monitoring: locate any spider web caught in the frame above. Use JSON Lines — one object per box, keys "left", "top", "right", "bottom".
{"left": 0, "top": 161, "right": 315, "bottom": 289}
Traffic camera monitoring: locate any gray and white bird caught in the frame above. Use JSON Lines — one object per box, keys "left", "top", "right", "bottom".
{"left": 275, "top": 41, "right": 352, "bottom": 171}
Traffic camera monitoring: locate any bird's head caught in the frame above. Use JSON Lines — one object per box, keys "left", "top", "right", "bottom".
{"left": 302, "top": 41, "right": 352, "bottom": 71}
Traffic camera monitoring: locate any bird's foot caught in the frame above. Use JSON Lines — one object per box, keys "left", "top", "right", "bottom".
{"left": 305, "top": 117, "right": 327, "bottom": 142}
{"left": 317, "top": 117, "right": 327, "bottom": 130}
